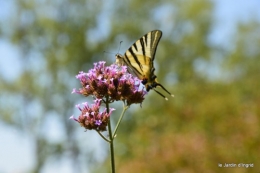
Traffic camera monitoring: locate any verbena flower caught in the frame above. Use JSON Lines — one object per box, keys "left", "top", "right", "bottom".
{"left": 72, "top": 61, "right": 146, "bottom": 105}
{"left": 71, "top": 61, "right": 146, "bottom": 131}
{"left": 70, "top": 99, "right": 115, "bottom": 131}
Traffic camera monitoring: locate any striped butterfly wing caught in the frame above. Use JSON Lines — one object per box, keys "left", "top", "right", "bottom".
{"left": 116, "top": 30, "right": 162, "bottom": 81}
{"left": 125, "top": 30, "right": 162, "bottom": 61}
{"left": 115, "top": 30, "right": 174, "bottom": 100}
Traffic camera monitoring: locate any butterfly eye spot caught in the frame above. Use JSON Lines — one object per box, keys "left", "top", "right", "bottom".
{"left": 151, "top": 75, "right": 157, "bottom": 80}
{"left": 141, "top": 78, "right": 148, "bottom": 85}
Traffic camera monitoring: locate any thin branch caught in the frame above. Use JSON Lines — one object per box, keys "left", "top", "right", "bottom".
{"left": 96, "top": 130, "right": 110, "bottom": 143}
{"left": 113, "top": 102, "right": 129, "bottom": 139}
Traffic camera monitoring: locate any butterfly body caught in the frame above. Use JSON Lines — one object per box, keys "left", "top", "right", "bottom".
{"left": 115, "top": 30, "right": 174, "bottom": 100}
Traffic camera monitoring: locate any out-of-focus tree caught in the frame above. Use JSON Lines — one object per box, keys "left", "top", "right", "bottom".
{"left": 1, "top": 0, "right": 260, "bottom": 172}
{"left": 1, "top": 1, "right": 112, "bottom": 172}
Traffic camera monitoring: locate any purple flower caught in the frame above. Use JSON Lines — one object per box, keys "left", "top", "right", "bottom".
{"left": 95, "top": 120, "right": 102, "bottom": 126}
{"left": 71, "top": 61, "right": 146, "bottom": 131}
{"left": 73, "top": 61, "right": 146, "bottom": 105}
{"left": 71, "top": 99, "right": 115, "bottom": 131}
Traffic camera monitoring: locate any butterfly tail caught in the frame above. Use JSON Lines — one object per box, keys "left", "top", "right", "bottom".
{"left": 156, "top": 83, "right": 174, "bottom": 97}
{"left": 153, "top": 89, "right": 168, "bottom": 101}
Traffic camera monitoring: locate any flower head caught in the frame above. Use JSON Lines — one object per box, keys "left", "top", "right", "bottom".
{"left": 70, "top": 99, "right": 115, "bottom": 131}
{"left": 71, "top": 61, "right": 146, "bottom": 131}
{"left": 73, "top": 61, "right": 146, "bottom": 105}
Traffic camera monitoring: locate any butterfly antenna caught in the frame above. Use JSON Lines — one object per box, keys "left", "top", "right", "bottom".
{"left": 156, "top": 83, "right": 174, "bottom": 97}
{"left": 103, "top": 51, "right": 114, "bottom": 61}
{"left": 153, "top": 89, "right": 168, "bottom": 101}
{"left": 117, "top": 41, "right": 123, "bottom": 54}
{"left": 103, "top": 51, "right": 114, "bottom": 55}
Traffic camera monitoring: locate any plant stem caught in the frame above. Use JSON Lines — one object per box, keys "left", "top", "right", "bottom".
{"left": 96, "top": 130, "right": 110, "bottom": 143}
{"left": 108, "top": 119, "right": 115, "bottom": 173}
{"left": 105, "top": 97, "right": 115, "bottom": 173}
{"left": 113, "top": 102, "right": 129, "bottom": 138}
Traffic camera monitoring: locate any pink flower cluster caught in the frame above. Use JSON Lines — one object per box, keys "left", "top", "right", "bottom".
{"left": 72, "top": 61, "right": 146, "bottom": 105}
{"left": 70, "top": 99, "right": 115, "bottom": 131}
{"left": 71, "top": 61, "right": 146, "bottom": 131}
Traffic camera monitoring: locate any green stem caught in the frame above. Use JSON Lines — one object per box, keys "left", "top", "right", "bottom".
{"left": 113, "top": 102, "right": 129, "bottom": 138}
{"left": 105, "top": 96, "right": 115, "bottom": 173}
{"left": 96, "top": 130, "right": 110, "bottom": 143}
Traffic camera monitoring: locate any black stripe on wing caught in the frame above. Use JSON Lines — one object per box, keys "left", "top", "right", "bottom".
{"left": 144, "top": 33, "right": 148, "bottom": 47}
{"left": 139, "top": 37, "right": 146, "bottom": 57}
{"left": 124, "top": 54, "right": 143, "bottom": 76}
{"left": 128, "top": 46, "right": 144, "bottom": 72}
{"left": 150, "top": 30, "right": 162, "bottom": 60}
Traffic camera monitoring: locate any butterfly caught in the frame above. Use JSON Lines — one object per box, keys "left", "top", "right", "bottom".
{"left": 115, "top": 30, "right": 174, "bottom": 100}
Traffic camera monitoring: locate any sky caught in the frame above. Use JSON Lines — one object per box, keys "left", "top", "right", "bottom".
{"left": 0, "top": 0, "right": 260, "bottom": 173}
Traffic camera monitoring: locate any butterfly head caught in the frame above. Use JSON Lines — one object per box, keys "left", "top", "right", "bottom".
{"left": 115, "top": 53, "right": 125, "bottom": 66}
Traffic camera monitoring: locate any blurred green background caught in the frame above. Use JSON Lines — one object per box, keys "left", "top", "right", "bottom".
{"left": 1, "top": 0, "right": 260, "bottom": 173}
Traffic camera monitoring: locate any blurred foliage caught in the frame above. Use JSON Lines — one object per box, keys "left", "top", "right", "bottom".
{"left": 0, "top": 0, "right": 260, "bottom": 173}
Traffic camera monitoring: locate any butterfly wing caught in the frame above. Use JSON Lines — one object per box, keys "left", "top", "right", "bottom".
{"left": 121, "top": 30, "right": 162, "bottom": 79}
{"left": 115, "top": 30, "right": 174, "bottom": 99}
